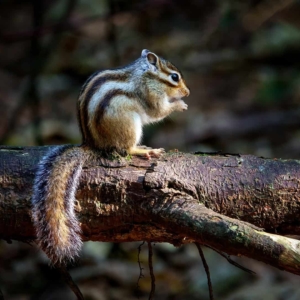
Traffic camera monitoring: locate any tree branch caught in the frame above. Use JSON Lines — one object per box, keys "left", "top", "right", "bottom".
{"left": 1, "top": 146, "right": 300, "bottom": 275}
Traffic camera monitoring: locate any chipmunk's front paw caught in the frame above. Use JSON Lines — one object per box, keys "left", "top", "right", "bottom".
{"left": 179, "top": 100, "right": 188, "bottom": 111}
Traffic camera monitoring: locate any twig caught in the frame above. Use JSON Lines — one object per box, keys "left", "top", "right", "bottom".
{"left": 56, "top": 266, "right": 84, "bottom": 300}
{"left": 136, "top": 241, "right": 145, "bottom": 299}
{"left": 147, "top": 242, "right": 155, "bottom": 300}
{"left": 195, "top": 243, "right": 214, "bottom": 300}
{"left": 206, "top": 245, "right": 256, "bottom": 275}
{"left": 243, "top": 0, "right": 294, "bottom": 31}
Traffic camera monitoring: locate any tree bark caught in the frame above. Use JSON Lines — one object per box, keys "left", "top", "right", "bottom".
{"left": 1, "top": 146, "right": 300, "bottom": 275}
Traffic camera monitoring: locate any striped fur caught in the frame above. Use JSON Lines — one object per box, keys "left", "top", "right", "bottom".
{"left": 78, "top": 49, "right": 190, "bottom": 152}
{"left": 32, "top": 145, "right": 88, "bottom": 265}
{"left": 32, "top": 49, "right": 189, "bottom": 265}
{"left": 78, "top": 72, "right": 130, "bottom": 146}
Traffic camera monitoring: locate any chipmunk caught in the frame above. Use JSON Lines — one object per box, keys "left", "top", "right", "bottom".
{"left": 31, "top": 49, "right": 190, "bottom": 266}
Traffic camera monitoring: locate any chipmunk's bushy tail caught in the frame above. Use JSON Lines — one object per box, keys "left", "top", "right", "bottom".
{"left": 31, "top": 145, "right": 86, "bottom": 265}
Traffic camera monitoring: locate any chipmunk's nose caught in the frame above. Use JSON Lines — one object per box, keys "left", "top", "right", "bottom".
{"left": 184, "top": 87, "right": 190, "bottom": 97}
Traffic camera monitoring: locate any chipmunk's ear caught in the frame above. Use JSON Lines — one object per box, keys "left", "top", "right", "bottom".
{"left": 141, "top": 49, "right": 159, "bottom": 71}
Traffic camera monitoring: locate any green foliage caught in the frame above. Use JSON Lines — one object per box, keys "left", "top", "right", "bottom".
{"left": 252, "top": 24, "right": 300, "bottom": 53}
{"left": 255, "top": 71, "right": 291, "bottom": 105}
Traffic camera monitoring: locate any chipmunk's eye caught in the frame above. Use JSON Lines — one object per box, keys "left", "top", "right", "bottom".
{"left": 171, "top": 73, "right": 179, "bottom": 82}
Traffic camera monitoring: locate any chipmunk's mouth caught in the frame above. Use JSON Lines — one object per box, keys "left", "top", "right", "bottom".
{"left": 169, "top": 97, "right": 182, "bottom": 103}
{"left": 169, "top": 89, "right": 190, "bottom": 103}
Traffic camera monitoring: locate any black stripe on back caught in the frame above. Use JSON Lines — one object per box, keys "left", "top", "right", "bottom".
{"left": 79, "top": 71, "right": 101, "bottom": 97}
{"left": 79, "top": 72, "right": 130, "bottom": 146}
{"left": 95, "top": 89, "right": 136, "bottom": 126}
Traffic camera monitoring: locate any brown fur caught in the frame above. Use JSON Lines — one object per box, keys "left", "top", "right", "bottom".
{"left": 78, "top": 50, "right": 189, "bottom": 155}
{"left": 32, "top": 50, "right": 190, "bottom": 266}
{"left": 93, "top": 99, "right": 138, "bottom": 150}
{"left": 44, "top": 150, "right": 79, "bottom": 250}
{"left": 79, "top": 72, "right": 130, "bottom": 146}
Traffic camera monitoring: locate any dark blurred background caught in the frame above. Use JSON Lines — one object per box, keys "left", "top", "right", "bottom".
{"left": 1, "top": 0, "right": 300, "bottom": 299}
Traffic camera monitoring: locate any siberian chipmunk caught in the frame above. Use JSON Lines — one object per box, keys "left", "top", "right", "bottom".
{"left": 31, "top": 49, "right": 190, "bottom": 266}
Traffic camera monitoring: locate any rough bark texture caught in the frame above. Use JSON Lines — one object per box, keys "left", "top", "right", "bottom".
{"left": 1, "top": 146, "right": 300, "bottom": 275}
